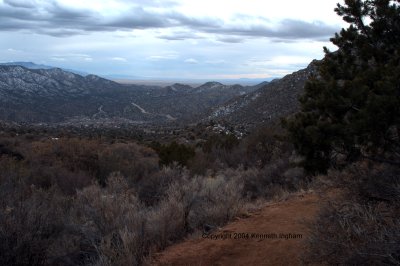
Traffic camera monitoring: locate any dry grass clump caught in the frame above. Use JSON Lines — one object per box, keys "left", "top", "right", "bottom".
{"left": 304, "top": 164, "right": 400, "bottom": 265}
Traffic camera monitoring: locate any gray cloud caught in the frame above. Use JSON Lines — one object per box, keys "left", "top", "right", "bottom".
{"left": 48, "top": 2, "right": 93, "bottom": 20}
{"left": 216, "top": 36, "right": 245, "bottom": 43}
{"left": 156, "top": 18, "right": 338, "bottom": 42}
{"left": 208, "top": 19, "right": 338, "bottom": 40}
{"left": 167, "top": 12, "right": 222, "bottom": 29}
{"left": 276, "top": 19, "right": 338, "bottom": 39}
{"left": 0, "top": 2, "right": 171, "bottom": 34}
{"left": 158, "top": 31, "right": 203, "bottom": 40}
{"left": 37, "top": 28, "right": 88, "bottom": 37}
{"left": 116, "top": 0, "right": 179, "bottom": 8}
{"left": 102, "top": 7, "right": 169, "bottom": 29}
{"left": 3, "top": 0, "right": 37, "bottom": 9}
{"left": 0, "top": 0, "right": 339, "bottom": 41}
{"left": 0, "top": 4, "right": 35, "bottom": 20}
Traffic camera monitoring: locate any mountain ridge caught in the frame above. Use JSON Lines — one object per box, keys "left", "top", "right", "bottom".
{"left": 0, "top": 61, "right": 89, "bottom": 76}
{"left": 0, "top": 65, "right": 259, "bottom": 124}
{"left": 207, "top": 60, "right": 317, "bottom": 128}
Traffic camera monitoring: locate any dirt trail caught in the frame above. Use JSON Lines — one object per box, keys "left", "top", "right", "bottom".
{"left": 152, "top": 193, "right": 320, "bottom": 266}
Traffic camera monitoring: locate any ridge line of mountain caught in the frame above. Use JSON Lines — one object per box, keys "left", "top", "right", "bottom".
{"left": 0, "top": 64, "right": 266, "bottom": 125}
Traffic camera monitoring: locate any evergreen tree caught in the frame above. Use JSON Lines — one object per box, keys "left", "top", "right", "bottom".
{"left": 284, "top": 0, "right": 400, "bottom": 174}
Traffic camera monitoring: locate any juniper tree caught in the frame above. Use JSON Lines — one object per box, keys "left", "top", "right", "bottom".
{"left": 284, "top": 0, "right": 400, "bottom": 174}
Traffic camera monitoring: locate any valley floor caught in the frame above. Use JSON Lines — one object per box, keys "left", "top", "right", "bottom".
{"left": 151, "top": 192, "right": 319, "bottom": 266}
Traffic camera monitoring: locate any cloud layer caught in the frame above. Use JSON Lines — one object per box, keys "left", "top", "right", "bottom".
{"left": 0, "top": 0, "right": 339, "bottom": 41}
{"left": 0, "top": 0, "right": 344, "bottom": 80}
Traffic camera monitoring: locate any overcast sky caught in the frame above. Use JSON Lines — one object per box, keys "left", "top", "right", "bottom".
{"left": 0, "top": 0, "right": 346, "bottom": 80}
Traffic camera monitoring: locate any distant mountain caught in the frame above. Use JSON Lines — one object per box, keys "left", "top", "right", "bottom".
{"left": 1, "top": 62, "right": 275, "bottom": 86}
{"left": 0, "top": 62, "right": 88, "bottom": 76}
{"left": 217, "top": 77, "right": 275, "bottom": 86}
{"left": 251, "top": 81, "right": 271, "bottom": 90}
{"left": 0, "top": 62, "right": 54, "bottom": 70}
{"left": 109, "top": 76, "right": 275, "bottom": 86}
{"left": 0, "top": 66, "right": 258, "bottom": 124}
{"left": 207, "top": 61, "right": 317, "bottom": 128}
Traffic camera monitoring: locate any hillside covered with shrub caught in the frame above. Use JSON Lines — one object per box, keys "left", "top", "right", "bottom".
{"left": 0, "top": 122, "right": 309, "bottom": 265}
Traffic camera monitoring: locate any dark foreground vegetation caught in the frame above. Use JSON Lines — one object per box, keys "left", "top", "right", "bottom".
{"left": 305, "top": 163, "right": 400, "bottom": 265}
{"left": 286, "top": 0, "right": 400, "bottom": 264}
{"left": 0, "top": 123, "right": 308, "bottom": 265}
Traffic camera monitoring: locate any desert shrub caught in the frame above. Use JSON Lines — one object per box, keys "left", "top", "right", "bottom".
{"left": 142, "top": 168, "right": 244, "bottom": 244}
{"left": 17, "top": 138, "right": 103, "bottom": 190}
{"left": 54, "top": 168, "right": 93, "bottom": 195}
{"left": 231, "top": 167, "right": 261, "bottom": 199}
{"left": 210, "top": 145, "right": 246, "bottom": 170}
{"left": 98, "top": 143, "right": 159, "bottom": 185}
{"left": 137, "top": 165, "right": 185, "bottom": 205}
{"left": 151, "top": 141, "right": 195, "bottom": 167}
{"left": 188, "top": 125, "right": 294, "bottom": 173}
{"left": 346, "top": 165, "right": 400, "bottom": 204}
{"left": 146, "top": 192, "right": 187, "bottom": 249}
{"left": 74, "top": 173, "right": 149, "bottom": 266}
{"left": 0, "top": 157, "right": 29, "bottom": 188}
{"left": 0, "top": 143, "right": 24, "bottom": 161}
{"left": 0, "top": 183, "right": 69, "bottom": 266}
{"left": 190, "top": 172, "right": 244, "bottom": 228}
{"left": 304, "top": 164, "right": 400, "bottom": 265}
{"left": 160, "top": 171, "right": 244, "bottom": 231}
{"left": 202, "top": 133, "right": 239, "bottom": 153}
{"left": 243, "top": 126, "right": 292, "bottom": 168}
{"left": 162, "top": 175, "right": 202, "bottom": 234}
{"left": 187, "top": 150, "right": 211, "bottom": 175}
{"left": 200, "top": 134, "right": 243, "bottom": 170}
{"left": 306, "top": 199, "right": 400, "bottom": 265}
{"left": 28, "top": 138, "right": 101, "bottom": 175}
{"left": 25, "top": 163, "right": 92, "bottom": 194}
{"left": 188, "top": 150, "right": 231, "bottom": 175}
{"left": 73, "top": 169, "right": 242, "bottom": 265}
{"left": 0, "top": 132, "right": 310, "bottom": 266}
{"left": 236, "top": 159, "right": 307, "bottom": 200}
{"left": 10, "top": 137, "right": 160, "bottom": 190}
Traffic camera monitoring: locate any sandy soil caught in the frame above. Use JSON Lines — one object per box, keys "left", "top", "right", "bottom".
{"left": 151, "top": 192, "right": 320, "bottom": 266}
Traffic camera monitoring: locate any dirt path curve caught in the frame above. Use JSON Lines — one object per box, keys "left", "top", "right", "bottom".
{"left": 151, "top": 193, "right": 320, "bottom": 266}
